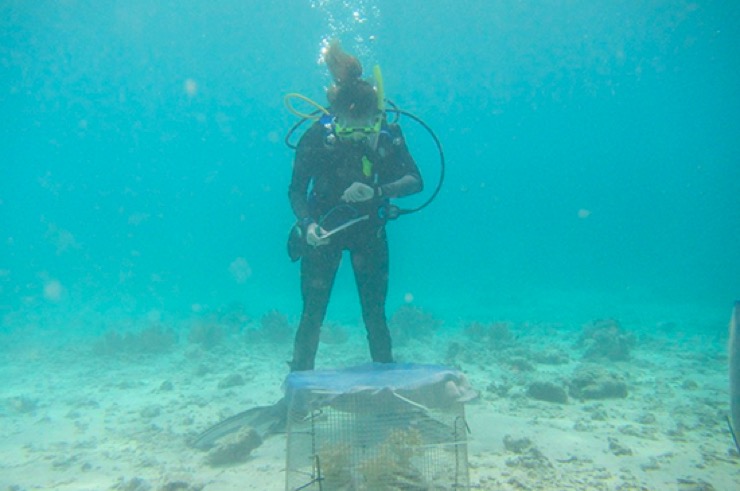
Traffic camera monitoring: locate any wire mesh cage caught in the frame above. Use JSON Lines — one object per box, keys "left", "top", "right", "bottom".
{"left": 284, "top": 364, "right": 474, "bottom": 491}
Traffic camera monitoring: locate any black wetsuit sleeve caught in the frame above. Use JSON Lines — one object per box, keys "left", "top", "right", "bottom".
{"left": 288, "top": 124, "right": 322, "bottom": 222}
{"left": 379, "top": 125, "right": 423, "bottom": 198}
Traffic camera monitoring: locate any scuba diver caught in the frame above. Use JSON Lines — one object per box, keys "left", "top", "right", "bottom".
{"left": 286, "top": 39, "right": 423, "bottom": 371}
{"left": 191, "top": 40, "right": 446, "bottom": 451}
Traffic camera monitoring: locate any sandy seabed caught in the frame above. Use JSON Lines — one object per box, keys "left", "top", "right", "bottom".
{"left": 1, "top": 307, "right": 739, "bottom": 491}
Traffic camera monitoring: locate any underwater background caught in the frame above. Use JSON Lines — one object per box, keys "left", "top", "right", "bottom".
{"left": 2, "top": 0, "right": 739, "bottom": 341}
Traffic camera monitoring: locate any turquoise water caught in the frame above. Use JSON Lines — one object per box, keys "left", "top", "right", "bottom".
{"left": 2, "top": 0, "right": 739, "bottom": 335}
{"left": 2, "top": 2, "right": 740, "bottom": 490}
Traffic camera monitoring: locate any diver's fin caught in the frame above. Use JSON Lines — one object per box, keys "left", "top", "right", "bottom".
{"left": 191, "top": 397, "right": 287, "bottom": 450}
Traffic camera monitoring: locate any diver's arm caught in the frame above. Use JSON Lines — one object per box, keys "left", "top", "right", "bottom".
{"left": 378, "top": 174, "right": 422, "bottom": 199}
{"left": 288, "top": 173, "right": 312, "bottom": 221}
{"left": 378, "top": 124, "right": 424, "bottom": 199}
{"left": 288, "top": 126, "right": 321, "bottom": 221}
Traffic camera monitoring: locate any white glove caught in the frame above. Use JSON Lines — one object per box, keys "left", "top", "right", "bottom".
{"left": 306, "top": 222, "right": 330, "bottom": 247}
{"left": 341, "top": 182, "right": 375, "bottom": 203}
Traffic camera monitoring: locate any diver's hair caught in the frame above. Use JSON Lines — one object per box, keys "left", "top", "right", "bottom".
{"left": 325, "top": 39, "right": 362, "bottom": 84}
{"left": 324, "top": 39, "right": 378, "bottom": 119}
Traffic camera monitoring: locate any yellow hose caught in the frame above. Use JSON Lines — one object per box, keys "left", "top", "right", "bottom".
{"left": 284, "top": 93, "right": 330, "bottom": 120}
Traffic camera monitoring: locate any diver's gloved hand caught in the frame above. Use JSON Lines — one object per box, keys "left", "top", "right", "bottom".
{"left": 341, "top": 182, "right": 376, "bottom": 203}
{"left": 306, "top": 222, "right": 330, "bottom": 247}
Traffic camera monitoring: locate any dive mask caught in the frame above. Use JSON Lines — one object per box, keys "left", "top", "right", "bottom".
{"left": 334, "top": 114, "right": 383, "bottom": 141}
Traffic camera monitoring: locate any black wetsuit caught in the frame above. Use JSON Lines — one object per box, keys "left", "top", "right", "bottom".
{"left": 288, "top": 120, "right": 422, "bottom": 371}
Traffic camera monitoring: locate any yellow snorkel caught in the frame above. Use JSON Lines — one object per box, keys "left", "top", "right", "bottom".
{"left": 373, "top": 64, "right": 385, "bottom": 113}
